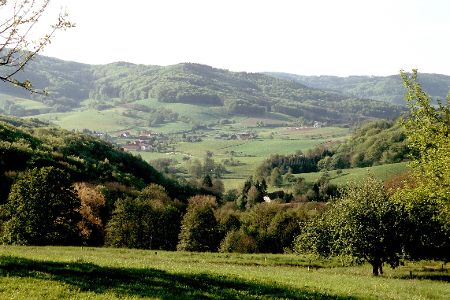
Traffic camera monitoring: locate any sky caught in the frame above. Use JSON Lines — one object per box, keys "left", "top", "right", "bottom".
{"left": 34, "top": 0, "right": 450, "bottom": 76}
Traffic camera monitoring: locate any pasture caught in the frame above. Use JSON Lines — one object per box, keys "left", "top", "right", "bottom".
{"left": 297, "top": 162, "right": 409, "bottom": 186}
{"left": 0, "top": 246, "right": 448, "bottom": 299}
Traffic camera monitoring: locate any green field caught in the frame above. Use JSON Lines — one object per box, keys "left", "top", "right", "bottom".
{"left": 24, "top": 98, "right": 353, "bottom": 191}
{"left": 0, "top": 246, "right": 448, "bottom": 299}
{"left": 143, "top": 127, "right": 350, "bottom": 190}
{"left": 27, "top": 102, "right": 410, "bottom": 192}
{"left": 0, "top": 93, "right": 50, "bottom": 112}
{"left": 297, "top": 162, "right": 410, "bottom": 186}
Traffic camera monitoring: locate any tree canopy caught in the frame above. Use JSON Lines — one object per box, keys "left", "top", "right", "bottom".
{"left": 1, "top": 167, "right": 80, "bottom": 245}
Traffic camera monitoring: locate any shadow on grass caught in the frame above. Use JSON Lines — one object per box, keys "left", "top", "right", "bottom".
{"left": 0, "top": 255, "right": 353, "bottom": 299}
{"left": 396, "top": 267, "right": 450, "bottom": 282}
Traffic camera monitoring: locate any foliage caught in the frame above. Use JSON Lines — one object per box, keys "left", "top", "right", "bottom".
{"left": 272, "top": 72, "right": 450, "bottom": 105}
{"left": 0, "top": 167, "right": 80, "bottom": 245}
{"left": 1, "top": 55, "right": 406, "bottom": 123}
{"left": 268, "top": 167, "right": 282, "bottom": 187}
{"left": 177, "top": 195, "right": 220, "bottom": 252}
{"left": 255, "top": 148, "right": 330, "bottom": 177}
{"left": 400, "top": 70, "right": 450, "bottom": 198}
{"left": 389, "top": 70, "right": 450, "bottom": 262}
{"left": 295, "top": 176, "right": 407, "bottom": 276}
{"left": 236, "top": 177, "right": 267, "bottom": 210}
{"left": 393, "top": 186, "right": 450, "bottom": 261}
{"left": 236, "top": 203, "right": 307, "bottom": 253}
{"left": 74, "top": 182, "right": 106, "bottom": 246}
{"left": 105, "top": 184, "right": 182, "bottom": 250}
{"left": 219, "top": 229, "right": 258, "bottom": 253}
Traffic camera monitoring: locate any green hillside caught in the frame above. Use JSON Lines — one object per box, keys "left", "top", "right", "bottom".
{"left": 0, "top": 55, "right": 405, "bottom": 124}
{"left": 0, "top": 115, "right": 202, "bottom": 202}
{"left": 297, "top": 162, "right": 409, "bottom": 186}
{"left": 269, "top": 72, "right": 450, "bottom": 105}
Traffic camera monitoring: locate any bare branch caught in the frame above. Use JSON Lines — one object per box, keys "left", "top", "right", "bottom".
{"left": 0, "top": 0, "right": 73, "bottom": 93}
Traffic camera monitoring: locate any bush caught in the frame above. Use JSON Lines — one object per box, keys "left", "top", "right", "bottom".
{"left": 219, "top": 229, "right": 258, "bottom": 253}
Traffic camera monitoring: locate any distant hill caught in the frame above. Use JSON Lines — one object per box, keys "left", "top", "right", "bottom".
{"left": 0, "top": 55, "right": 405, "bottom": 124}
{"left": 268, "top": 73, "right": 450, "bottom": 105}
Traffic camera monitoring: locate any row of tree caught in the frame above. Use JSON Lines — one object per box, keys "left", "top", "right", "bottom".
{"left": 0, "top": 165, "right": 314, "bottom": 254}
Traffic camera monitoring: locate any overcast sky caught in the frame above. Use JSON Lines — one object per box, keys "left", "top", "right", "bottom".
{"left": 38, "top": 0, "right": 450, "bottom": 76}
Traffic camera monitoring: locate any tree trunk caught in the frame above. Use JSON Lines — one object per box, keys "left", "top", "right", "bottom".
{"left": 371, "top": 259, "right": 382, "bottom": 276}
{"left": 372, "top": 263, "right": 379, "bottom": 276}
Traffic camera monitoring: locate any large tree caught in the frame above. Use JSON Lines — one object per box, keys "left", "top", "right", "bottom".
{"left": 0, "top": 0, "right": 73, "bottom": 91}
{"left": 105, "top": 184, "right": 181, "bottom": 250}
{"left": 295, "top": 176, "right": 407, "bottom": 276}
{"left": 295, "top": 71, "right": 450, "bottom": 275}
{"left": 392, "top": 70, "right": 450, "bottom": 261}
{"left": 399, "top": 70, "right": 450, "bottom": 198}
{"left": 177, "top": 195, "right": 219, "bottom": 252}
{"left": 1, "top": 167, "right": 80, "bottom": 245}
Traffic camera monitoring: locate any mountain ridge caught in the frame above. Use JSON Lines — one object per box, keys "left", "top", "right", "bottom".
{"left": 0, "top": 54, "right": 416, "bottom": 124}
{"left": 268, "top": 72, "right": 450, "bottom": 105}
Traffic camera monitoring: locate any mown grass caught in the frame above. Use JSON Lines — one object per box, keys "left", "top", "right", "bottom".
{"left": 0, "top": 246, "right": 448, "bottom": 299}
{"left": 38, "top": 108, "right": 138, "bottom": 132}
{"left": 297, "top": 162, "right": 410, "bottom": 186}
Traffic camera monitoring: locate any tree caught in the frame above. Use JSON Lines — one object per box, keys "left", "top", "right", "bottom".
{"left": 245, "top": 185, "right": 262, "bottom": 209}
{"left": 201, "top": 174, "right": 213, "bottom": 189}
{"left": 219, "top": 228, "right": 258, "bottom": 253}
{"left": 242, "top": 203, "right": 280, "bottom": 253}
{"left": 391, "top": 70, "right": 450, "bottom": 262}
{"left": 177, "top": 195, "right": 219, "bottom": 252}
{"left": 188, "top": 159, "right": 202, "bottom": 178}
{"left": 203, "top": 152, "right": 215, "bottom": 176}
{"left": 1, "top": 167, "right": 80, "bottom": 245}
{"left": 295, "top": 176, "right": 407, "bottom": 276}
{"left": 105, "top": 184, "right": 181, "bottom": 250}
{"left": 400, "top": 70, "right": 450, "bottom": 199}
{"left": 0, "top": 0, "right": 73, "bottom": 91}
{"left": 105, "top": 197, "right": 153, "bottom": 249}
{"left": 269, "top": 167, "right": 282, "bottom": 187}
{"left": 74, "top": 182, "right": 106, "bottom": 246}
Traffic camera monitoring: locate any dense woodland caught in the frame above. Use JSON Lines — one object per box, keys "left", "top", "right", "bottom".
{"left": 270, "top": 72, "right": 450, "bottom": 105}
{"left": 0, "top": 55, "right": 410, "bottom": 124}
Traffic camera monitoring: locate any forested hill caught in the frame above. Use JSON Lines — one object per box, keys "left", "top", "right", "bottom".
{"left": 268, "top": 72, "right": 450, "bottom": 105}
{"left": 0, "top": 115, "right": 203, "bottom": 203}
{"left": 0, "top": 55, "right": 404, "bottom": 124}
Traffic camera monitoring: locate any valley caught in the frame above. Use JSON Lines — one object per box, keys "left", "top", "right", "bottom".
{"left": 1, "top": 55, "right": 435, "bottom": 191}
{"left": 1, "top": 1, "right": 449, "bottom": 298}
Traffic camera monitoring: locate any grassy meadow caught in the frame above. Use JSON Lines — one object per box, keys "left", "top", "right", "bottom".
{"left": 0, "top": 246, "right": 448, "bottom": 299}
{"left": 297, "top": 162, "right": 410, "bottom": 186}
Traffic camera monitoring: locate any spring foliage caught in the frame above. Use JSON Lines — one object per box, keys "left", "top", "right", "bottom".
{"left": 1, "top": 167, "right": 80, "bottom": 245}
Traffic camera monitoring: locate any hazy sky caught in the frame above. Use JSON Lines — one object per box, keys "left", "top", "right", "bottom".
{"left": 38, "top": 0, "right": 450, "bottom": 76}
